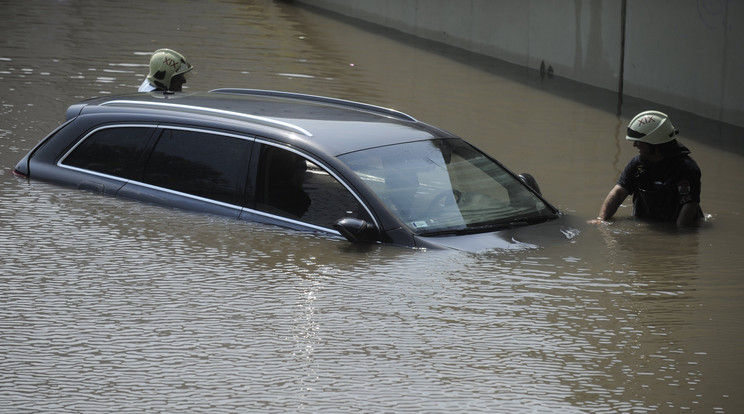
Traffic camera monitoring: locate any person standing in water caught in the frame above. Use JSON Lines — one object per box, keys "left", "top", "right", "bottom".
{"left": 590, "top": 110, "right": 703, "bottom": 227}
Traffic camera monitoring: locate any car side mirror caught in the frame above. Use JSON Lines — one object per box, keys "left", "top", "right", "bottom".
{"left": 333, "top": 217, "right": 379, "bottom": 243}
{"left": 519, "top": 173, "right": 542, "bottom": 196}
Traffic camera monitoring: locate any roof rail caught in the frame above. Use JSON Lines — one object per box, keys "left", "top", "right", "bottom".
{"left": 99, "top": 100, "right": 312, "bottom": 136}
{"left": 209, "top": 88, "right": 418, "bottom": 122}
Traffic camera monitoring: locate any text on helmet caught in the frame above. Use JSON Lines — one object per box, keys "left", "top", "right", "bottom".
{"left": 636, "top": 115, "right": 657, "bottom": 126}
{"left": 163, "top": 57, "right": 180, "bottom": 70}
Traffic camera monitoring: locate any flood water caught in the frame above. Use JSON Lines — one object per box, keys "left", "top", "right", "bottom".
{"left": 2, "top": 1, "right": 743, "bottom": 412}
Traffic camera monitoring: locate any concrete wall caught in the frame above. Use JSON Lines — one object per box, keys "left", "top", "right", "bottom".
{"left": 624, "top": 0, "right": 743, "bottom": 127}
{"left": 295, "top": 0, "right": 744, "bottom": 127}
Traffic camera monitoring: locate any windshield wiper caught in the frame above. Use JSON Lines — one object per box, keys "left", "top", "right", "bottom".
{"left": 418, "top": 226, "right": 492, "bottom": 237}
{"left": 498, "top": 215, "right": 555, "bottom": 228}
{"left": 418, "top": 215, "right": 557, "bottom": 237}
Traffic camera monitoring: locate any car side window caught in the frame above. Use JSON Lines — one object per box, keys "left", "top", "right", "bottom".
{"left": 255, "top": 145, "right": 371, "bottom": 229}
{"left": 61, "top": 126, "right": 154, "bottom": 179}
{"left": 142, "top": 129, "right": 252, "bottom": 205}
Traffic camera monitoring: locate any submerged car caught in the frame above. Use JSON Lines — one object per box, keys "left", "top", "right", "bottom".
{"left": 13, "top": 88, "right": 571, "bottom": 250}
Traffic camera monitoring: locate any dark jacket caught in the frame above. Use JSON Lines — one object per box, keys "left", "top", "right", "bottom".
{"left": 617, "top": 141, "right": 703, "bottom": 222}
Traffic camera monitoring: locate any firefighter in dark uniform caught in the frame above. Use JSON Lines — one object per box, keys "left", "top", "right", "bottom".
{"left": 590, "top": 110, "right": 703, "bottom": 227}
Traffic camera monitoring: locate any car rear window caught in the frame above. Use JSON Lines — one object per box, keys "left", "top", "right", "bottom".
{"left": 61, "top": 126, "right": 154, "bottom": 179}
{"left": 142, "top": 129, "right": 253, "bottom": 205}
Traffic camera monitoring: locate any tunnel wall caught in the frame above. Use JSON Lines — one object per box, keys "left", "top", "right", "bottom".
{"left": 294, "top": 0, "right": 744, "bottom": 127}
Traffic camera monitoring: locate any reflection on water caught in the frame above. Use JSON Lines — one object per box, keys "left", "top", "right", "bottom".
{"left": 1, "top": 0, "right": 743, "bottom": 412}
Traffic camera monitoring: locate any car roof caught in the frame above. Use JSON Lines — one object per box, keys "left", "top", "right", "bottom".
{"left": 68, "top": 89, "right": 455, "bottom": 156}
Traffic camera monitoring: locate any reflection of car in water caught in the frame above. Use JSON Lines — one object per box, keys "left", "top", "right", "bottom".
{"left": 13, "top": 88, "right": 575, "bottom": 251}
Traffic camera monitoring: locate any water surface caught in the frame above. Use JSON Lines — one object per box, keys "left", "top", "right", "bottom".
{"left": 1, "top": 1, "right": 743, "bottom": 412}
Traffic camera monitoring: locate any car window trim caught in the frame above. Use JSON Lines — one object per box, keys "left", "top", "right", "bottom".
{"left": 56, "top": 168, "right": 248, "bottom": 212}
{"left": 57, "top": 123, "right": 158, "bottom": 168}
{"left": 59, "top": 123, "right": 257, "bottom": 176}
{"left": 57, "top": 123, "right": 255, "bottom": 210}
{"left": 123, "top": 180, "right": 249, "bottom": 211}
{"left": 242, "top": 208, "right": 345, "bottom": 234}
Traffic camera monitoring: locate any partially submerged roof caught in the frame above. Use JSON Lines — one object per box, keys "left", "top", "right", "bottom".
{"left": 69, "top": 89, "right": 454, "bottom": 155}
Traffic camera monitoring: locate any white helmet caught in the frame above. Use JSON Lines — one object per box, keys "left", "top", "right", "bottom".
{"left": 626, "top": 110, "right": 678, "bottom": 145}
{"left": 146, "top": 48, "right": 193, "bottom": 91}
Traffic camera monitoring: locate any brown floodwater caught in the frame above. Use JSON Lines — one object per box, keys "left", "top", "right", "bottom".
{"left": 1, "top": 1, "right": 743, "bottom": 412}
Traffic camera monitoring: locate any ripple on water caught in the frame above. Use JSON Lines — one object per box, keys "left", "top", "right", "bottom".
{"left": 0, "top": 161, "right": 735, "bottom": 412}
{"left": 2, "top": 0, "right": 743, "bottom": 410}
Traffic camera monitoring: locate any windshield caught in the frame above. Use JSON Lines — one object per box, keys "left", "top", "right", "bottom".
{"left": 339, "top": 139, "right": 558, "bottom": 235}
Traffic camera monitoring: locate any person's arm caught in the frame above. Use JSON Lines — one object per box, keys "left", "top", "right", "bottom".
{"left": 676, "top": 202, "right": 701, "bottom": 227}
{"left": 589, "top": 184, "right": 629, "bottom": 223}
{"left": 675, "top": 160, "right": 702, "bottom": 228}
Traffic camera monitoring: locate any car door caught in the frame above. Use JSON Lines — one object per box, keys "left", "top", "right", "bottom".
{"left": 241, "top": 142, "right": 375, "bottom": 234}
